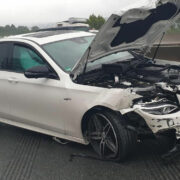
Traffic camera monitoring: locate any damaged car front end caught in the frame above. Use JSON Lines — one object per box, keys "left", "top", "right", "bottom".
{"left": 132, "top": 84, "right": 180, "bottom": 136}
{"left": 70, "top": 0, "right": 180, "bottom": 159}
{"left": 122, "top": 82, "right": 180, "bottom": 135}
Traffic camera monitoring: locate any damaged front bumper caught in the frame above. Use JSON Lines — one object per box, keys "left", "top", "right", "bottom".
{"left": 121, "top": 98, "right": 180, "bottom": 139}
{"left": 119, "top": 82, "right": 180, "bottom": 139}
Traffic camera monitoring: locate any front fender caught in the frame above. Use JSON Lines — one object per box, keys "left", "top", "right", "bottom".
{"left": 90, "top": 88, "right": 141, "bottom": 111}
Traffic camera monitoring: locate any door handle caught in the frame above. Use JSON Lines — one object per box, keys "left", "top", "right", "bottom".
{"left": 8, "top": 77, "right": 19, "bottom": 83}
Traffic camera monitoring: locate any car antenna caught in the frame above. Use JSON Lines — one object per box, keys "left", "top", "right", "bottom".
{"left": 152, "top": 32, "right": 165, "bottom": 63}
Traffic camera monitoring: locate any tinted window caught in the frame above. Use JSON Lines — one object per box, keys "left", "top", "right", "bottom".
{"left": 0, "top": 43, "right": 10, "bottom": 70}
{"left": 87, "top": 51, "right": 133, "bottom": 70}
{"left": 12, "top": 45, "right": 45, "bottom": 72}
{"left": 43, "top": 36, "right": 133, "bottom": 73}
{"left": 43, "top": 36, "right": 94, "bottom": 72}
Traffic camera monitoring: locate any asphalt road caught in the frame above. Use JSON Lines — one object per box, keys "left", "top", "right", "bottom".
{"left": 0, "top": 123, "right": 180, "bottom": 180}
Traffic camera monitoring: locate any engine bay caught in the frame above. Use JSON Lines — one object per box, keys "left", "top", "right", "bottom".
{"left": 74, "top": 51, "right": 180, "bottom": 144}
{"left": 75, "top": 53, "right": 180, "bottom": 113}
{"left": 77, "top": 55, "right": 180, "bottom": 89}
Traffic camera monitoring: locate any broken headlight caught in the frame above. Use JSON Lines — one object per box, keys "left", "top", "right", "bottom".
{"left": 141, "top": 104, "right": 178, "bottom": 115}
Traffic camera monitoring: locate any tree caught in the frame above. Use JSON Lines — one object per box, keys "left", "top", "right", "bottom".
{"left": 17, "top": 26, "right": 30, "bottom": 34}
{"left": 31, "top": 26, "right": 39, "bottom": 32}
{"left": 87, "top": 14, "right": 106, "bottom": 30}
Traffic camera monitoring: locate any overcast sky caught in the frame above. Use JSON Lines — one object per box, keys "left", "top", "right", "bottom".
{"left": 0, "top": 0, "right": 153, "bottom": 26}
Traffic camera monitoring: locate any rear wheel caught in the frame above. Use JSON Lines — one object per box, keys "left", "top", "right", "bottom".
{"left": 87, "top": 110, "right": 137, "bottom": 161}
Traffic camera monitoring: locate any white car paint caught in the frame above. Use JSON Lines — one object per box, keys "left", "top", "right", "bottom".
{"left": 0, "top": 32, "right": 142, "bottom": 144}
{"left": 0, "top": 0, "right": 180, "bottom": 145}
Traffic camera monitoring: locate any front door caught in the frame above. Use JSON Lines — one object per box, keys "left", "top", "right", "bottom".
{"left": 6, "top": 43, "right": 66, "bottom": 134}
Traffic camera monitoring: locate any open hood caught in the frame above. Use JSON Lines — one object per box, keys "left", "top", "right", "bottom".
{"left": 72, "top": 0, "right": 180, "bottom": 79}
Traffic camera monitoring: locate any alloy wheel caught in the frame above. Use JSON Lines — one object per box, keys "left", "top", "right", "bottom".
{"left": 88, "top": 113, "right": 119, "bottom": 159}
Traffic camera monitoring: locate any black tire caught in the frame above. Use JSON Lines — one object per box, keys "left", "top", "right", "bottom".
{"left": 87, "top": 110, "right": 137, "bottom": 161}
{"left": 156, "top": 135, "right": 176, "bottom": 154}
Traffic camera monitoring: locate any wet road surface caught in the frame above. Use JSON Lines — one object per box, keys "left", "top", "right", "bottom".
{"left": 0, "top": 123, "right": 180, "bottom": 180}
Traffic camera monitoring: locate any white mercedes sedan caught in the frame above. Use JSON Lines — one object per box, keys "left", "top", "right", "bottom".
{"left": 0, "top": 0, "right": 180, "bottom": 161}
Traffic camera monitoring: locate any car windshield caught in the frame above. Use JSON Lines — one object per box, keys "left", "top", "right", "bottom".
{"left": 43, "top": 36, "right": 133, "bottom": 72}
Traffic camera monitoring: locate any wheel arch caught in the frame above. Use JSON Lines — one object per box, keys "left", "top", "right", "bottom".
{"left": 81, "top": 105, "right": 120, "bottom": 137}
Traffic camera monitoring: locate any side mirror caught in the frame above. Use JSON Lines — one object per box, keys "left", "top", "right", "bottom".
{"left": 24, "top": 65, "right": 57, "bottom": 79}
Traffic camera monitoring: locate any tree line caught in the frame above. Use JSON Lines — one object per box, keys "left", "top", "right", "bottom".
{"left": 0, "top": 25, "right": 39, "bottom": 37}
{"left": 1, "top": 14, "right": 178, "bottom": 37}
{"left": 0, "top": 15, "right": 105, "bottom": 37}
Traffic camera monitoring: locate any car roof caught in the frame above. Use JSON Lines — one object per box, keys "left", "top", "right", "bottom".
{"left": 1, "top": 30, "right": 94, "bottom": 45}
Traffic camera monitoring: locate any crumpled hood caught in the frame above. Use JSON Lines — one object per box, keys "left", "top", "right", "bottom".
{"left": 72, "top": 0, "right": 180, "bottom": 79}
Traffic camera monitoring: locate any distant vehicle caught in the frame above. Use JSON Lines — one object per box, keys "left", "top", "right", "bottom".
{"left": 57, "top": 17, "right": 88, "bottom": 26}
{"left": 38, "top": 26, "right": 90, "bottom": 32}
{"left": 38, "top": 18, "right": 98, "bottom": 33}
{"left": 56, "top": 17, "right": 90, "bottom": 32}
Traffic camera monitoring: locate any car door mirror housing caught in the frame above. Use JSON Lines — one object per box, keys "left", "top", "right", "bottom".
{"left": 24, "top": 65, "right": 57, "bottom": 79}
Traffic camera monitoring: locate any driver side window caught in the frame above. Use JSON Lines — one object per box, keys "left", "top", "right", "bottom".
{"left": 12, "top": 45, "right": 45, "bottom": 72}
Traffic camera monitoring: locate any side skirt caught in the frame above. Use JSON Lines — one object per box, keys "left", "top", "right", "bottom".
{"left": 0, "top": 116, "right": 88, "bottom": 145}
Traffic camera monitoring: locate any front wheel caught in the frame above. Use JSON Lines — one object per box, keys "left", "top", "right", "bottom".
{"left": 87, "top": 110, "right": 137, "bottom": 161}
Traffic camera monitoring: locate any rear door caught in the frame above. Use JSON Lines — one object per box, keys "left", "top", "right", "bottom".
{"left": 0, "top": 42, "right": 12, "bottom": 118}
